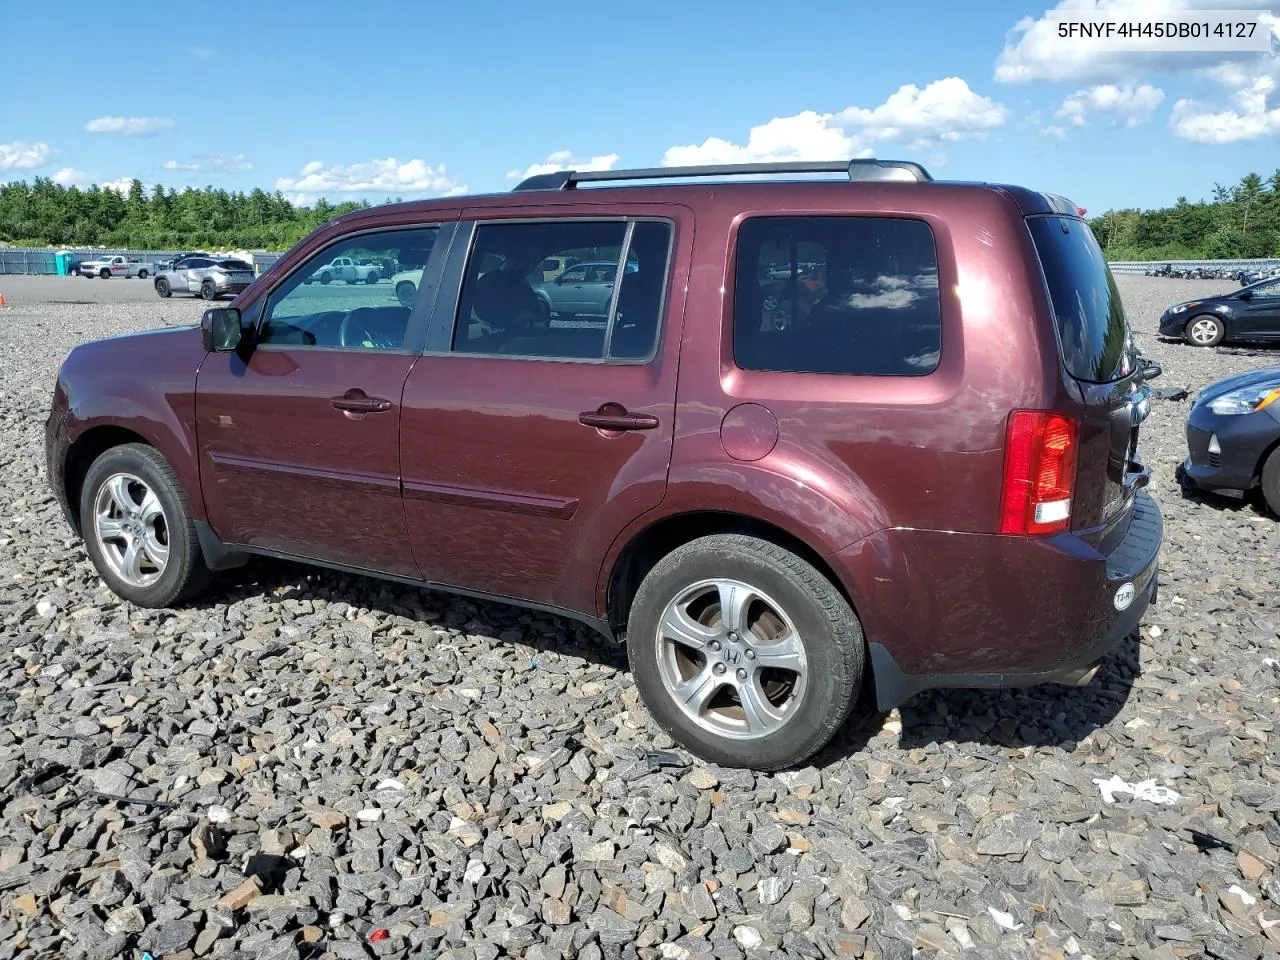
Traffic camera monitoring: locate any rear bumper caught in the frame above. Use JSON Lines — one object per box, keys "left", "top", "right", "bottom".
{"left": 1182, "top": 401, "right": 1279, "bottom": 494}
{"left": 832, "top": 489, "right": 1163, "bottom": 710}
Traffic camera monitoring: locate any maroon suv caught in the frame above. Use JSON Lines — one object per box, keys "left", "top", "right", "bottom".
{"left": 45, "top": 159, "right": 1163, "bottom": 770}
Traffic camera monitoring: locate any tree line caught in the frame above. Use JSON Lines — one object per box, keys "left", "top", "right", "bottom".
{"left": 1089, "top": 170, "right": 1280, "bottom": 261}
{"left": 3, "top": 170, "right": 1280, "bottom": 259}
{"left": 0, "top": 177, "right": 376, "bottom": 251}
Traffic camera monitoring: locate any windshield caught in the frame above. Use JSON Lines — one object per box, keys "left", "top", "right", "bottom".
{"left": 1028, "top": 215, "right": 1136, "bottom": 384}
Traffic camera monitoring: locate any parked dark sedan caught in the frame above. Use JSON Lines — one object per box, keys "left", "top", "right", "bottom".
{"left": 1159, "top": 275, "right": 1280, "bottom": 347}
{"left": 1181, "top": 365, "right": 1280, "bottom": 515}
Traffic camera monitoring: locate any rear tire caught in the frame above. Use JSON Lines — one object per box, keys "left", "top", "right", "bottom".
{"left": 365, "top": 272, "right": 379, "bottom": 284}
{"left": 1185, "top": 314, "right": 1225, "bottom": 347}
{"left": 138, "top": 269, "right": 149, "bottom": 279}
{"left": 78, "top": 443, "right": 213, "bottom": 607}
{"left": 155, "top": 278, "right": 171, "bottom": 298}
{"left": 626, "top": 534, "right": 864, "bottom": 770}
{"left": 395, "top": 281, "right": 417, "bottom": 309}
{"left": 200, "top": 279, "right": 217, "bottom": 301}
{"left": 1262, "top": 447, "right": 1280, "bottom": 518}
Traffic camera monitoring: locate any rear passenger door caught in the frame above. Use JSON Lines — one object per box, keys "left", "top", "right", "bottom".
{"left": 399, "top": 207, "right": 692, "bottom": 613}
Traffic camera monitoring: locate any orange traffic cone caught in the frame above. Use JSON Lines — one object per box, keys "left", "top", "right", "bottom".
{"left": 0, "top": 289, "right": 7, "bottom": 307}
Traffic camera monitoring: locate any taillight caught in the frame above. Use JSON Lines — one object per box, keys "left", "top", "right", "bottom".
{"left": 999, "top": 411, "right": 1079, "bottom": 535}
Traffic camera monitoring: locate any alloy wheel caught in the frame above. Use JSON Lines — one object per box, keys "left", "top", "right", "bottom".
{"left": 92, "top": 473, "right": 169, "bottom": 587}
{"left": 655, "top": 578, "right": 808, "bottom": 740}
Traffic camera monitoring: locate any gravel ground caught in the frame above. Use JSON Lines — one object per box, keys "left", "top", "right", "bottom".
{"left": 1, "top": 275, "right": 1278, "bottom": 960}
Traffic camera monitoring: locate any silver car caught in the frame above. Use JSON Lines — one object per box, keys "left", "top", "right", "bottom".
{"left": 154, "top": 256, "right": 255, "bottom": 300}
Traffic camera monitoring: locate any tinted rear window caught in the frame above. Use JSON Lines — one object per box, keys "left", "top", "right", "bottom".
{"left": 1028, "top": 216, "right": 1135, "bottom": 383}
{"left": 219, "top": 260, "right": 252, "bottom": 270}
{"left": 733, "top": 216, "right": 941, "bottom": 376}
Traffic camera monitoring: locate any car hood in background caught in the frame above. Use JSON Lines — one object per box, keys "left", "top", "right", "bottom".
{"left": 1195, "top": 365, "right": 1280, "bottom": 404}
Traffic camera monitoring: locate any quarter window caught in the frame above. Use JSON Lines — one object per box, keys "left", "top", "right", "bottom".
{"left": 259, "top": 227, "right": 439, "bottom": 350}
{"left": 733, "top": 216, "right": 942, "bottom": 376}
{"left": 451, "top": 219, "right": 671, "bottom": 362}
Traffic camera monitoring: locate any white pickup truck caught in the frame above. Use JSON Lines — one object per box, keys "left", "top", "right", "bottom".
{"left": 79, "top": 255, "right": 155, "bottom": 279}
{"left": 303, "top": 256, "right": 382, "bottom": 285}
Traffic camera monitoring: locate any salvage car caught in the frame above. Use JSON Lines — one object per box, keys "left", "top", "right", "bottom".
{"left": 1180, "top": 366, "right": 1280, "bottom": 515}
{"left": 303, "top": 255, "right": 381, "bottom": 285}
{"left": 79, "top": 255, "right": 155, "bottom": 279}
{"left": 1158, "top": 274, "right": 1280, "bottom": 347}
{"left": 154, "top": 256, "right": 256, "bottom": 300}
{"left": 45, "top": 158, "right": 1163, "bottom": 770}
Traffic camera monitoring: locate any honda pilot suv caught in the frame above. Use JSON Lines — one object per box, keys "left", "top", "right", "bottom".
{"left": 45, "top": 159, "right": 1163, "bottom": 770}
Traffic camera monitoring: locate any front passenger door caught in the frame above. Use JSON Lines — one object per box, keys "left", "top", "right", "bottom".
{"left": 1237, "top": 278, "right": 1280, "bottom": 340}
{"left": 195, "top": 223, "right": 451, "bottom": 576}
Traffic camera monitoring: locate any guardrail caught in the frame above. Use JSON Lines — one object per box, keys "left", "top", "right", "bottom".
{"left": 1107, "top": 258, "right": 1280, "bottom": 275}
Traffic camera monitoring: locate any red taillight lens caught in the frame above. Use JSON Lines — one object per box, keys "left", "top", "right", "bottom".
{"left": 999, "top": 411, "right": 1079, "bottom": 535}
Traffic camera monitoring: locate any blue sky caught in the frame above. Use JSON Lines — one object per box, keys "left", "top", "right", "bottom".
{"left": 2, "top": 0, "right": 1278, "bottom": 214}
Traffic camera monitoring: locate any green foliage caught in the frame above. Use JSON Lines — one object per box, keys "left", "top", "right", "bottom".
{"left": 0, "top": 177, "right": 370, "bottom": 251}
{"left": 1090, "top": 169, "right": 1280, "bottom": 261}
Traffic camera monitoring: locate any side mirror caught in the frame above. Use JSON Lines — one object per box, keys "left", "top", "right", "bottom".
{"left": 1238, "top": 290, "right": 1252, "bottom": 300}
{"left": 202, "top": 307, "right": 243, "bottom": 352}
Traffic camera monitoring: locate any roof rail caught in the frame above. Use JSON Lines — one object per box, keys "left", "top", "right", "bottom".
{"left": 512, "top": 158, "right": 933, "bottom": 192}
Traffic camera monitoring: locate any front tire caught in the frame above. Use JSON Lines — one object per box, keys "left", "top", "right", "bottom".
{"left": 1262, "top": 447, "right": 1280, "bottom": 518}
{"left": 626, "top": 534, "right": 864, "bottom": 770}
{"left": 320, "top": 272, "right": 332, "bottom": 285}
{"left": 78, "top": 444, "right": 212, "bottom": 607}
{"left": 155, "top": 278, "right": 171, "bottom": 298}
{"left": 1185, "top": 314, "right": 1225, "bottom": 347}
{"left": 99, "top": 269, "right": 111, "bottom": 279}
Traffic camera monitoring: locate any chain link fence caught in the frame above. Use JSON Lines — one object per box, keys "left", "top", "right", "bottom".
{"left": 0, "top": 247, "right": 283, "bottom": 276}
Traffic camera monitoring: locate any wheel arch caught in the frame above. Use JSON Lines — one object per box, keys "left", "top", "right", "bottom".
{"left": 62, "top": 426, "right": 154, "bottom": 534}
{"left": 604, "top": 509, "right": 862, "bottom": 638}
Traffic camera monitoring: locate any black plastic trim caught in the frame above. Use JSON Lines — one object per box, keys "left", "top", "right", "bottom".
{"left": 193, "top": 525, "right": 614, "bottom": 639}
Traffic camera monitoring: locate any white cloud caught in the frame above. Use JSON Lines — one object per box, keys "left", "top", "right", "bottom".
{"left": 186, "top": 45, "right": 215, "bottom": 60}
{"left": 506, "top": 150, "right": 619, "bottom": 180}
{"left": 53, "top": 168, "right": 144, "bottom": 193}
{"left": 206, "top": 153, "right": 252, "bottom": 174}
{"left": 52, "top": 168, "right": 91, "bottom": 187}
{"left": 662, "top": 79, "right": 1006, "bottom": 166}
{"left": 100, "top": 177, "right": 139, "bottom": 195}
{"left": 1042, "top": 124, "right": 1069, "bottom": 139}
{"left": 0, "top": 141, "right": 54, "bottom": 171}
{"left": 995, "top": 0, "right": 1273, "bottom": 84}
{"left": 165, "top": 153, "right": 254, "bottom": 175}
{"left": 838, "top": 78, "right": 1008, "bottom": 144}
{"left": 1057, "top": 83, "right": 1165, "bottom": 126}
{"left": 275, "top": 157, "right": 465, "bottom": 199}
{"left": 1171, "top": 71, "right": 1280, "bottom": 142}
{"left": 85, "top": 116, "right": 175, "bottom": 135}
{"left": 664, "top": 111, "right": 865, "bottom": 165}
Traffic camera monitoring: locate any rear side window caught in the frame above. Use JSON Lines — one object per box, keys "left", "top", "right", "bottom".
{"left": 451, "top": 219, "right": 672, "bottom": 362}
{"left": 1028, "top": 216, "right": 1135, "bottom": 383}
{"left": 733, "top": 216, "right": 941, "bottom": 376}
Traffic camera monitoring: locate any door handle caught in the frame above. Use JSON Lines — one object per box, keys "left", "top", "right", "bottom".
{"left": 578, "top": 410, "right": 659, "bottom": 431}
{"left": 331, "top": 394, "right": 392, "bottom": 414}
